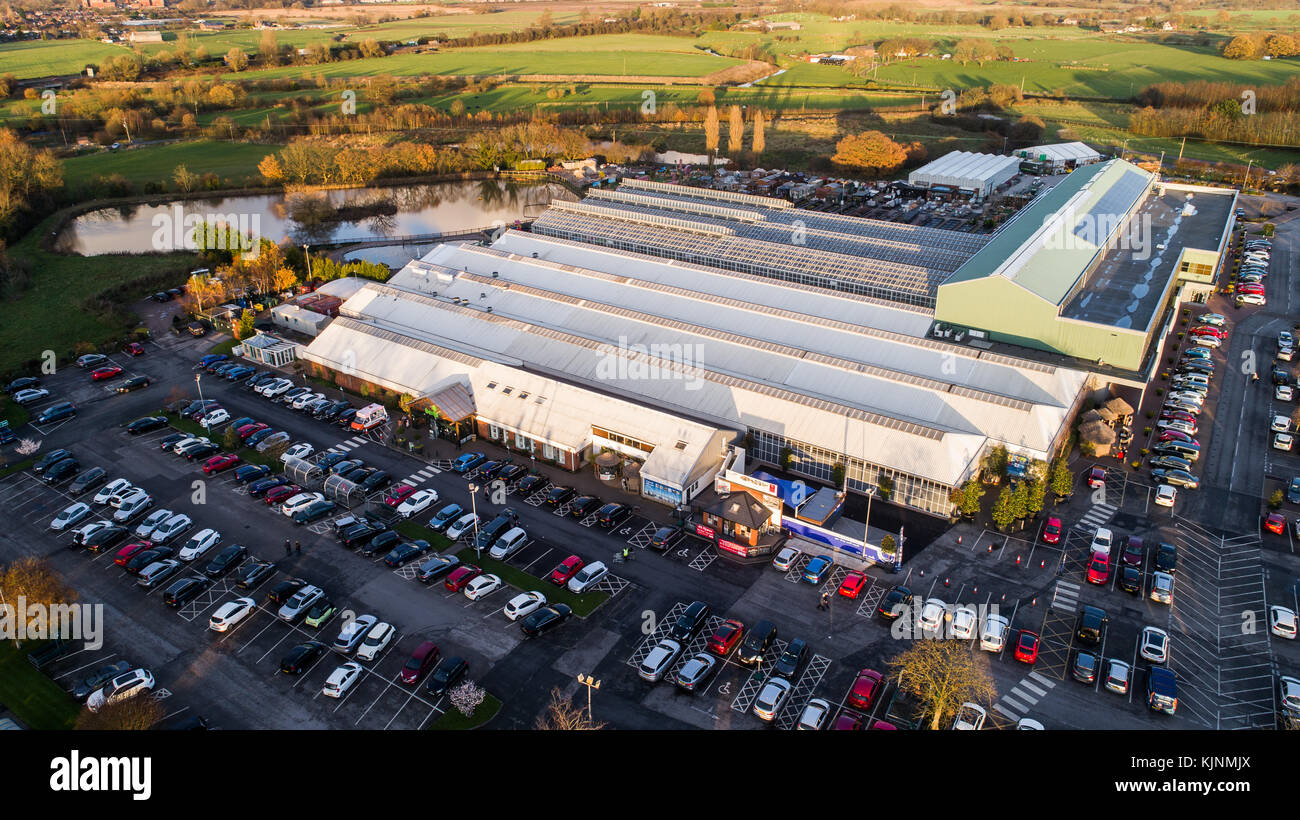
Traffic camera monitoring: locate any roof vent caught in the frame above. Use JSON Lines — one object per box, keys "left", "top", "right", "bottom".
{"left": 531, "top": 252, "right": 539, "bottom": 258}
{"left": 492, "top": 271, "right": 499, "bottom": 278}
{"left": 486, "top": 306, "right": 494, "bottom": 313}
{"left": 480, "top": 292, "right": 487, "bottom": 299}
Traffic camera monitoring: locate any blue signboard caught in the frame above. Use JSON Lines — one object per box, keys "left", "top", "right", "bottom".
{"left": 782, "top": 516, "right": 886, "bottom": 564}
{"left": 642, "top": 477, "right": 683, "bottom": 505}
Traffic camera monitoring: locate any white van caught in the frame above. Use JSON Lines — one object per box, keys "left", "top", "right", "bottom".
{"left": 351, "top": 402, "right": 388, "bottom": 432}
{"left": 489, "top": 527, "right": 528, "bottom": 560}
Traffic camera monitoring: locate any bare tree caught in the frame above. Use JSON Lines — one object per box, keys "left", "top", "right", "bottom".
{"left": 888, "top": 638, "right": 996, "bottom": 730}
{"left": 534, "top": 687, "right": 605, "bottom": 730}
{"left": 76, "top": 695, "right": 165, "bottom": 730}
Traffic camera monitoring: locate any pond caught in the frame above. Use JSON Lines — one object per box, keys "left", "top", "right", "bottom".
{"left": 53, "top": 178, "right": 573, "bottom": 256}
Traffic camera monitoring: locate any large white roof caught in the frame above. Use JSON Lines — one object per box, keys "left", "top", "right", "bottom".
{"left": 1024, "top": 142, "right": 1103, "bottom": 162}
{"left": 908, "top": 151, "right": 1021, "bottom": 189}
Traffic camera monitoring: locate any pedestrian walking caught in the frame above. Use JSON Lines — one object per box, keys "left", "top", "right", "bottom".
{"left": 284, "top": 539, "right": 291, "bottom": 556}
{"left": 818, "top": 591, "right": 829, "bottom": 611}
{"left": 294, "top": 541, "right": 302, "bottom": 554}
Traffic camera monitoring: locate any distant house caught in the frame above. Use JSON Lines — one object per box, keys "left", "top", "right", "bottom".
{"left": 1161, "top": 21, "right": 1176, "bottom": 31}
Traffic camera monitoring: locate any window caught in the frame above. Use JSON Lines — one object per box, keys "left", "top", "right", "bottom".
{"left": 488, "top": 424, "right": 501, "bottom": 440}
{"left": 542, "top": 443, "right": 558, "bottom": 461}
{"left": 486, "top": 382, "right": 497, "bottom": 390}
{"left": 518, "top": 392, "right": 529, "bottom": 400}
{"left": 501, "top": 387, "right": 513, "bottom": 395}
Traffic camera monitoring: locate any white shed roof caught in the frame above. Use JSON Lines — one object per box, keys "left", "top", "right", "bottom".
{"left": 1024, "top": 142, "right": 1103, "bottom": 162}
{"left": 908, "top": 151, "right": 1021, "bottom": 188}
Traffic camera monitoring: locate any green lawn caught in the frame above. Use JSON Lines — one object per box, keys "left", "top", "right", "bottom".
{"left": 61, "top": 141, "right": 280, "bottom": 189}
{"left": 0, "top": 38, "right": 129, "bottom": 79}
{"left": 0, "top": 640, "right": 80, "bottom": 729}
{"left": 431, "top": 691, "right": 501, "bottom": 730}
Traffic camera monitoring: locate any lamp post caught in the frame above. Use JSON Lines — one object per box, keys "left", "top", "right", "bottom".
{"left": 302, "top": 244, "right": 311, "bottom": 282}
{"left": 195, "top": 374, "right": 208, "bottom": 433}
{"left": 576, "top": 674, "right": 600, "bottom": 724}
{"left": 468, "top": 482, "right": 481, "bottom": 558}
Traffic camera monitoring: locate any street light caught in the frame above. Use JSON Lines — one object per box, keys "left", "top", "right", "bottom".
{"left": 468, "top": 482, "right": 481, "bottom": 558}
{"left": 303, "top": 244, "right": 311, "bottom": 282}
{"left": 195, "top": 373, "right": 208, "bottom": 433}
{"left": 576, "top": 674, "right": 600, "bottom": 723}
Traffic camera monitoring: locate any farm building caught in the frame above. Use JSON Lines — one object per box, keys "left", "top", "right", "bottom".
{"left": 1018, "top": 142, "right": 1104, "bottom": 173}
{"left": 907, "top": 151, "right": 1021, "bottom": 198}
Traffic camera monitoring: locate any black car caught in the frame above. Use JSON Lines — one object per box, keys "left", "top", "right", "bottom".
{"left": 773, "top": 637, "right": 810, "bottom": 680}
{"left": 204, "top": 544, "right": 249, "bottom": 578}
{"left": 877, "top": 585, "right": 913, "bottom": 621}
{"left": 570, "top": 495, "right": 601, "bottom": 518}
{"left": 84, "top": 526, "right": 130, "bottom": 553}
{"left": 43, "top": 458, "right": 80, "bottom": 484}
{"left": 417, "top": 554, "right": 459, "bottom": 583}
{"left": 36, "top": 402, "right": 76, "bottom": 424}
{"left": 425, "top": 657, "right": 468, "bottom": 696}
{"left": 126, "top": 416, "right": 169, "bottom": 434}
{"left": 383, "top": 539, "right": 434, "bottom": 568}
{"left": 1273, "top": 368, "right": 1291, "bottom": 386}
{"left": 331, "top": 459, "right": 364, "bottom": 476}
{"left": 180, "top": 399, "right": 217, "bottom": 417}
{"left": 477, "top": 460, "right": 507, "bottom": 479}
{"left": 361, "top": 530, "right": 402, "bottom": 558}
{"left": 343, "top": 466, "right": 375, "bottom": 484}
{"left": 515, "top": 474, "right": 549, "bottom": 496}
{"left": 1118, "top": 565, "right": 1143, "bottom": 594}
{"left": 5, "top": 376, "right": 39, "bottom": 394}
{"left": 236, "top": 560, "right": 276, "bottom": 589}
{"left": 545, "top": 486, "right": 576, "bottom": 507}
{"left": 1075, "top": 606, "right": 1109, "bottom": 646}
{"left": 159, "top": 433, "right": 189, "bottom": 451}
{"left": 669, "top": 601, "right": 711, "bottom": 643}
{"left": 163, "top": 575, "right": 212, "bottom": 608}
{"left": 69, "top": 467, "right": 107, "bottom": 495}
{"left": 1155, "top": 542, "right": 1177, "bottom": 574}
{"left": 71, "top": 660, "right": 132, "bottom": 702}
{"left": 33, "top": 448, "right": 72, "bottom": 473}
{"left": 266, "top": 578, "right": 307, "bottom": 605}
{"left": 318, "top": 452, "right": 348, "bottom": 471}
{"left": 280, "top": 641, "right": 327, "bottom": 674}
{"left": 185, "top": 442, "right": 220, "bottom": 461}
{"left": 1072, "top": 650, "right": 1098, "bottom": 684}
{"left": 116, "top": 376, "right": 152, "bottom": 393}
{"left": 595, "top": 502, "right": 630, "bottom": 528}
{"left": 248, "top": 475, "right": 290, "bottom": 496}
{"left": 649, "top": 526, "right": 680, "bottom": 551}
{"left": 737, "top": 620, "right": 777, "bottom": 664}
{"left": 125, "top": 546, "right": 176, "bottom": 574}
{"left": 498, "top": 464, "right": 528, "bottom": 484}
{"left": 246, "top": 373, "right": 277, "bottom": 390}
{"left": 519, "top": 603, "right": 572, "bottom": 637}
{"left": 234, "top": 464, "right": 271, "bottom": 484}
{"left": 295, "top": 500, "right": 337, "bottom": 524}
{"left": 361, "top": 470, "right": 391, "bottom": 492}
{"left": 340, "top": 521, "right": 388, "bottom": 549}
{"left": 336, "top": 408, "right": 358, "bottom": 427}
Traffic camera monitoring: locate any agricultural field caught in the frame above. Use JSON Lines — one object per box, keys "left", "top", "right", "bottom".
{"left": 0, "top": 38, "right": 129, "bottom": 79}
{"left": 60, "top": 140, "right": 280, "bottom": 189}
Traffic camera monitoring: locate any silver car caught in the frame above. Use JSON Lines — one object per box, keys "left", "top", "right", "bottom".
{"left": 278, "top": 585, "right": 325, "bottom": 623}
{"left": 332, "top": 614, "right": 377, "bottom": 654}
{"left": 638, "top": 639, "right": 683, "bottom": 683}
{"left": 753, "top": 677, "right": 793, "bottom": 721}
{"left": 673, "top": 652, "right": 718, "bottom": 692}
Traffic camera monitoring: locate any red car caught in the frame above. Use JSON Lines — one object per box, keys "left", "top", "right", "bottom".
{"left": 1086, "top": 550, "right": 1110, "bottom": 585}
{"left": 549, "top": 555, "right": 584, "bottom": 586}
{"left": 847, "top": 669, "right": 883, "bottom": 709}
{"left": 1160, "top": 410, "right": 1196, "bottom": 424}
{"left": 122, "top": 342, "right": 145, "bottom": 356}
{"left": 1266, "top": 512, "right": 1286, "bottom": 535}
{"left": 1014, "top": 630, "right": 1040, "bottom": 664}
{"left": 1087, "top": 466, "right": 1105, "bottom": 489}
{"left": 1238, "top": 284, "right": 1266, "bottom": 295}
{"left": 237, "top": 423, "right": 268, "bottom": 439}
{"left": 1157, "top": 430, "right": 1196, "bottom": 445}
{"left": 90, "top": 365, "right": 123, "bottom": 381}
{"left": 201, "top": 453, "right": 240, "bottom": 474}
{"left": 399, "top": 641, "right": 439, "bottom": 685}
{"left": 869, "top": 720, "right": 897, "bottom": 730}
{"left": 385, "top": 485, "right": 416, "bottom": 507}
{"left": 113, "top": 540, "right": 153, "bottom": 567}
{"left": 444, "top": 564, "right": 482, "bottom": 592}
{"left": 1190, "top": 325, "right": 1225, "bottom": 339}
{"left": 1042, "top": 516, "right": 1062, "bottom": 544}
{"left": 838, "top": 570, "right": 869, "bottom": 599}
{"left": 707, "top": 619, "right": 744, "bottom": 655}
{"left": 833, "top": 713, "right": 863, "bottom": 730}
{"left": 264, "top": 485, "right": 301, "bottom": 505}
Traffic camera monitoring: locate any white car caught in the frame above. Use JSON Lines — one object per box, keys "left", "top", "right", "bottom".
{"left": 463, "top": 573, "right": 503, "bottom": 600}
{"left": 1197, "top": 313, "right": 1226, "bottom": 327}
{"left": 199, "top": 408, "right": 229, "bottom": 428}
{"left": 445, "top": 513, "right": 478, "bottom": 540}
{"left": 112, "top": 491, "right": 154, "bottom": 524}
{"left": 979, "top": 613, "right": 1010, "bottom": 652}
{"left": 93, "top": 477, "right": 133, "bottom": 505}
{"left": 1272, "top": 415, "right": 1291, "bottom": 433}
{"left": 260, "top": 379, "right": 293, "bottom": 398}
{"left": 950, "top": 605, "right": 977, "bottom": 640}
{"left": 322, "top": 662, "right": 364, "bottom": 698}
{"left": 1275, "top": 433, "right": 1294, "bottom": 451}
{"left": 1104, "top": 659, "right": 1131, "bottom": 694}
{"left": 151, "top": 513, "right": 193, "bottom": 544}
{"left": 1016, "top": 718, "right": 1044, "bottom": 730}
{"left": 170, "top": 436, "right": 209, "bottom": 455}
{"left": 503, "top": 591, "right": 547, "bottom": 621}
{"left": 110, "top": 486, "right": 148, "bottom": 511}
{"left": 752, "top": 677, "right": 793, "bottom": 721}
{"left": 919, "top": 597, "right": 948, "bottom": 634}
{"left": 951, "top": 702, "right": 986, "bottom": 730}
{"left": 282, "top": 442, "right": 315, "bottom": 462}
{"left": 1154, "top": 484, "right": 1177, "bottom": 507}
{"left": 12, "top": 388, "right": 50, "bottom": 405}
{"left": 1239, "top": 292, "right": 1267, "bottom": 306}
{"left": 133, "top": 508, "right": 174, "bottom": 539}
{"left": 281, "top": 492, "right": 325, "bottom": 517}
{"left": 771, "top": 546, "right": 801, "bottom": 571}
{"left": 1167, "top": 390, "right": 1204, "bottom": 407}
{"left": 178, "top": 528, "right": 221, "bottom": 562}
{"left": 566, "top": 561, "right": 608, "bottom": 593}
{"left": 355, "top": 621, "right": 395, "bottom": 662}
{"left": 86, "top": 668, "right": 155, "bottom": 713}
{"left": 396, "top": 488, "right": 438, "bottom": 518}
{"left": 291, "top": 392, "right": 325, "bottom": 410}
{"left": 1277, "top": 385, "right": 1294, "bottom": 401}
{"left": 71, "top": 520, "right": 110, "bottom": 546}
{"left": 1139, "top": 626, "right": 1170, "bottom": 664}
{"left": 1090, "top": 526, "right": 1113, "bottom": 556}
{"left": 1150, "top": 571, "right": 1174, "bottom": 605}
{"left": 209, "top": 597, "right": 256, "bottom": 632}
{"left": 1270, "top": 605, "right": 1297, "bottom": 639}
{"left": 797, "top": 697, "right": 832, "bottom": 730}
{"left": 50, "top": 502, "right": 91, "bottom": 532}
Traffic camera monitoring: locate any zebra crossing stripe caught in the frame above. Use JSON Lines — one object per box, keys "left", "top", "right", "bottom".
{"left": 1056, "top": 580, "right": 1080, "bottom": 592}
{"left": 1028, "top": 671, "right": 1056, "bottom": 689}
{"left": 993, "top": 703, "right": 1021, "bottom": 721}
{"left": 1018, "top": 680, "right": 1047, "bottom": 698}
{"left": 1001, "top": 695, "right": 1029, "bottom": 713}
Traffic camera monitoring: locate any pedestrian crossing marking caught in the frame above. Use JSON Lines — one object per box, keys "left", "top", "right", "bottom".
{"left": 993, "top": 703, "right": 1021, "bottom": 720}
{"left": 1028, "top": 671, "right": 1056, "bottom": 689}
{"left": 1001, "top": 695, "right": 1028, "bottom": 713}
